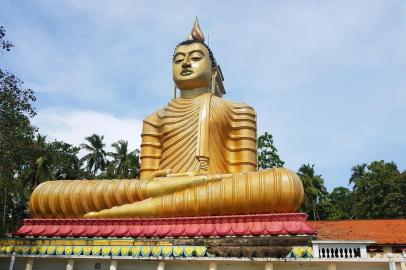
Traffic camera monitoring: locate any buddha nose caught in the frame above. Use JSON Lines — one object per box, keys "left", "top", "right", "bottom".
{"left": 182, "top": 58, "right": 191, "bottom": 68}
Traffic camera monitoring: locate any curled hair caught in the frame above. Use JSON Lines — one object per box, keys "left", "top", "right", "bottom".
{"left": 172, "top": 40, "right": 216, "bottom": 67}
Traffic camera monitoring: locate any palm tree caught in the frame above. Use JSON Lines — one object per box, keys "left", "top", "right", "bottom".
{"left": 349, "top": 163, "right": 367, "bottom": 190}
{"left": 108, "top": 140, "right": 130, "bottom": 178}
{"left": 80, "top": 134, "right": 107, "bottom": 178}
{"left": 126, "top": 149, "right": 141, "bottom": 179}
{"left": 108, "top": 140, "right": 141, "bottom": 179}
{"left": 298, "top": 164, "right": 328, "bottom": 220}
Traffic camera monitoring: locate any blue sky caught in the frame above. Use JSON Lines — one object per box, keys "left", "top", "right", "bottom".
{"left": 1, "top": 0, "right": 405, "bottom": 190}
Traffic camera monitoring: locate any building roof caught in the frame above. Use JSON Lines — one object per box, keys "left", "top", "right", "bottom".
{"left": 310, "top": 219, "right": 406, "bottom": 245}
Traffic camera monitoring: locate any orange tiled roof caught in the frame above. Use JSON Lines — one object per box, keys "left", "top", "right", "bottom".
{"left": 310, "top": 219, "right": 406, "bottom": 245}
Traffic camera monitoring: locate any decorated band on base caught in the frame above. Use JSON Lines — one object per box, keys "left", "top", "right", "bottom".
{"left": 16, "top": 213, "right": 316, "bottom": 238}
{"left": 0, "top": 242, "right": 208, "bottom": 257}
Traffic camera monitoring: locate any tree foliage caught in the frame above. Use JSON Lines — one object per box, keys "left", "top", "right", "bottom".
{"left": 349, "top": 163, "right": 367, "bottom": 190}
{"left": 257, "top": 132, "right": 285, "bottom": 169}
{"left": 0, "top": 27, "right": 13, "bottom": 52}
{"left": 0, "top": 26, "right": 37, "bottom": 235}
{"left": 106, "top": 140, "right": 140, "bottom": 179}
{"left": 318, "top": 187, "right": 354, "bottom": 220}
{"left": 21, "top": 136, "right": 85, "bottom": 184}
{"left": 80, "top": 134, "right": 107, "bottom": 178}
{"left": 350, "top": 161, "right": 406, "bottom": 219}
{"left": 126, "top": 149, "right": 141, "bottom": 179}
{"left": 48, "top": 140, "right": 84, "bottom": 180}
{"left": 299, "top": 160, "right": 406, "bottom": 220}
{"left": 298, "top": 164, "right": 328, "bottom": 220}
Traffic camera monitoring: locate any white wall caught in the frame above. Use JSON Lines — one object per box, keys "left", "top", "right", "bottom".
{"left": 0, "top": 257, "right": 29, "bottom": 270}
{"left": 337, "top": 262, "right": 388, "bottom": 270}
{"left": 32, "top": 258, "right": 67, "bottom": 270}
{"left": 218, "top": 262, "right": 263, "bottom": 270}
{"left": 74, "top": 258, "right": 110, "bottom": 270}
{"left": 113, "top": 260, "right": 159, "bottom": 270}
{"left": 165, "top": 261, "right": 208, "bottom": 270}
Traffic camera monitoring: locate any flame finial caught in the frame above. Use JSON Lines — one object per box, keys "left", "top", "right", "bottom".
{"left": 187, "top": 17, "right": 205, "bottom": 43}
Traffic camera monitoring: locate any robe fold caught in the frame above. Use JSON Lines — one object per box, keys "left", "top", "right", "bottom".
{"left": 140, "top": 93, "right": 257, "bottom": 177}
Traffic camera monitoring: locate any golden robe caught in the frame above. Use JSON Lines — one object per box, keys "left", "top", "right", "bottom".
{"left": 140, "top": 93, "right": 257, "bottom": 176}
{"left": 29, "top": 93, "right": 304, "bottom": 218}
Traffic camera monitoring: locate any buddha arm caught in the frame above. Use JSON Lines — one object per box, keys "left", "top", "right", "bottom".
{"left": 140, "top": 112, "right": 162, "bottom": 179}
{"left": 226, "top": 102, "right": 258, "bottom": 173}
{"left": 84, "top": 168, "right": 304, "bottom": 218}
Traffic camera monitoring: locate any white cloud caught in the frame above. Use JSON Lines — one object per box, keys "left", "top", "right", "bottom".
{"left": 33, "top": 108, "right": 143, "bottom": 153}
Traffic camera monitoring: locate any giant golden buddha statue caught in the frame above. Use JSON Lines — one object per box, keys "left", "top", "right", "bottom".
{"left": 29, "top": 19, "right": 304, "bottom": 219}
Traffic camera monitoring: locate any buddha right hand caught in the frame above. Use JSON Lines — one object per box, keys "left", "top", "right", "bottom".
{"left": 190, "top": 174, "right": 232, "bottom": 184}
{"left": 145, "top": 173, "right": 229, "bottom": 198}
{"left": 143, "top": 169, "right": 173, "bottom": 180}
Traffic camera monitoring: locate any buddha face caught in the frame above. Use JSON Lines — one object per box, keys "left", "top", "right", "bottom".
{"left": 173, "top": 43, "right": 212, "bottom": 90}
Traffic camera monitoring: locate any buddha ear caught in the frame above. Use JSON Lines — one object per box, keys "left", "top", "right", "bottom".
{"left": 210, "top": 68, "right": 218, "bottom": 95}
{"left": 211, "top": 65, "right": 226, "bottom": 97}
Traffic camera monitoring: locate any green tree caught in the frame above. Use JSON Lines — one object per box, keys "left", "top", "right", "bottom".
{"left": 23, "top": 134, "right": 53, "bottom": 187}
{"left": 0, "top": 26, "right": 37, "bottom": 235}
{"left": 109, "top": 140, "right": 130, "bottom": 178}
{"left": 257, "top": 132, "right": 284, "bottom": 169}
{"left": 21, "top": 137, "right": 85, "bottom": 184}
{"left": 298, "top": 164, "right": 328, "bottom": 220}
{"left": 96, "top": 160, "right": 117, "bottom": 179}
{"left": 351, "top": 161, "right": 406, "bottom": 219}
{"left": 48, "top": 140, "right": 84, "bottom": 180}
{"left": 80, "top": 134, "right": 107, "bottom": 178}
{"left": 349, "top": 163, "right": 367, "bottom": 191}
{"left": 126, "top": 149, "right": 141, "bottom": 179}
{"left": 323, "top": 187, "right": 354, "bottom": 220}
{"left": 0, "top": 26, "right": 13, "bottom": 52}
{"left": 108, "top": 140, "right": 141, "bottom": 179}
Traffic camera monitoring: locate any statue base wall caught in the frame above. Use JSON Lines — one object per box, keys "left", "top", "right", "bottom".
{"left": 12, "top": 213, "right": 316, "bottom": 258}
{"left": 16, "top": 213, "right": 315, "bottom": 238}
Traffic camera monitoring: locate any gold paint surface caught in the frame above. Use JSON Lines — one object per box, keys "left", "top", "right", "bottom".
{"left": 28, "top": 20, "right": 304, "bottom": 219}
{"left": 173, "top": 43, "right": 212, "bottom": 91}
{"left": 187, "top": 17, "right": 205, "bottom": 42}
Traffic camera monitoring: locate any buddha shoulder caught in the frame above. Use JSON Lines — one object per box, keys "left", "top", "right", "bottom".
{"left": 142, "top": 110, "right": 164, "bottom": 138}
{"left": 143, "top": 95, "right": 256, "bottom": 126}
{"left": 212, "top": 95, "right": 256, "bottom": 118}
{"left": 143, "top": 109, "right": 164, "bottom": 127}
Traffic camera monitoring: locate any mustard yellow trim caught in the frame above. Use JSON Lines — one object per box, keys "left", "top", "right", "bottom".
{"left": 0, "top": 240, "right": 208, "bottom": 257}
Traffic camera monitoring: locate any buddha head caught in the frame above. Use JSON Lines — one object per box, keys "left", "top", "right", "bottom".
{"left": 172, "top": 18, "right": 225, "bottom": 96}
